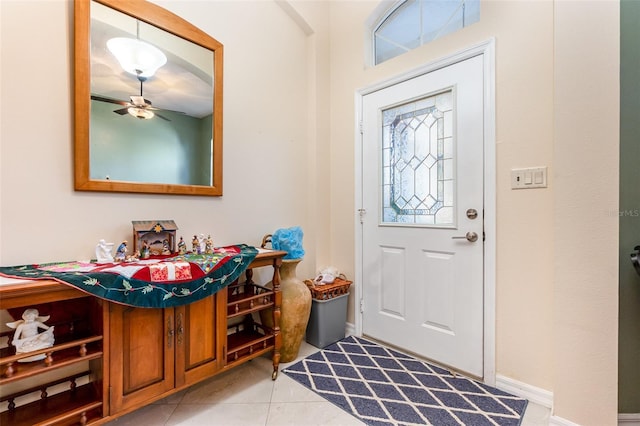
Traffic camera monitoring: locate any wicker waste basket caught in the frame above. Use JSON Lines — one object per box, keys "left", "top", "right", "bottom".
{"left": 304, "top": 277, "right": 352, "bottom": 348}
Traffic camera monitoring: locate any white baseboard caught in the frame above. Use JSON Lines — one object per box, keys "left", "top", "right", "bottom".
{"left": 541, "top": 412, "right": 639, "bottom": 426}
{"left": 549, "top": 415, "right": 580, "bottom": 426}
{"left": 495, "top": 374, "right": 553, "bottom": 408}
{"left": 619, "top": 413, "right": 640, "bottom": 425}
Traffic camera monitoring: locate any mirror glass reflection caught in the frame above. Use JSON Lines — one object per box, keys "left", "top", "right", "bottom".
{"left": 89, "top": 1, "right": 214, "bottom": 187}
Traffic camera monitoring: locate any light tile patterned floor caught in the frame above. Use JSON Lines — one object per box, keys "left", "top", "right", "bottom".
{"left": 106, "top": 341, "right": 551, "bottom": 426}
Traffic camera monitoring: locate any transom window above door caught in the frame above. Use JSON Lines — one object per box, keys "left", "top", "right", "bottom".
{"left": 373, "top": 0, "right": 480, "bottom": 65}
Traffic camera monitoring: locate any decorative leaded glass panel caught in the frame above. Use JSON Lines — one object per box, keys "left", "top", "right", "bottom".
{"left": 382, "top": 90, "right": 454, "bottom": 226}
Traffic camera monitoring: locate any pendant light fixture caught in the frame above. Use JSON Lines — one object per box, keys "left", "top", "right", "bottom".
{"left": 107, "top": 20, "right": 167, "bottom": 78}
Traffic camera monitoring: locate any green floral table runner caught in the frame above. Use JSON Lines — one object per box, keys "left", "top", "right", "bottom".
{"left": 0, "top": 244, "right": 258, "bottom": 308}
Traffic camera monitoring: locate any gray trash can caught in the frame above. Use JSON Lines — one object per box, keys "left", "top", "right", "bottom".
{"left": 305, "top": 292, "right": 349, "bottom": 348}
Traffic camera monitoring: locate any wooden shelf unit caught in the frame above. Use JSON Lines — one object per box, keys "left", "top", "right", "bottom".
{"left": 1, "top": 382, "right": 103, "bottom": 426}
{"left": 0, "top": 248, "right": 286, "bottom": 424}
{"left": 224, "top": 250, "right": 285, "bottom": 379}
{"left": 226, "top": 319, "right": 276, "bottom": 367}
{"left": 227, "top": 282, "right": 274, "bottom": 318}
{"left": 0, "top": 336, "right": 103, "bottom": 385}
{"left": 0, "top": 282, "right": 107, "bottom": 426}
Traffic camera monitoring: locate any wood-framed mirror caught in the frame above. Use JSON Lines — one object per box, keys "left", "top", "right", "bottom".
{"left": 74, "top": 0, "right": 223, "bottom": 196}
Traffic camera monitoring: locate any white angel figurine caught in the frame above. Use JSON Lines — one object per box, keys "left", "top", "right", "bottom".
{"left": 95, "top": 239, "right": 114, "bottom": 263}
{"left": 6, "top": 309, "right": 55, "bottom": 361}
{"left": 199, "top": 233, "right": 206, "bottom": 254}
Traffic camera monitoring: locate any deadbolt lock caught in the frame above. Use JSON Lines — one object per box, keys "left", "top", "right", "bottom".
{"left": 466, "top": 208, "right": 478, "bottom": 220}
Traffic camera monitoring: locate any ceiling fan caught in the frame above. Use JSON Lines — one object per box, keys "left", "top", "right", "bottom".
{"left": 91, "top": 72, "right": 181, "bottom": 121}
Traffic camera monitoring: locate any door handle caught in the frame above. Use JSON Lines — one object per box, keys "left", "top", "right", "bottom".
{"left": 167, "top": 316, "right": 174, "bottom": 349}
{"left": 176, "top": 312, "right": 184, "bottom": 345}
{"left": 452, "top": 232, "right": 478, "bottom": 242}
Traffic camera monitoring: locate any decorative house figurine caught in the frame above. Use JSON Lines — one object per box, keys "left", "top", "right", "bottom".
{"left": 6, "top": 309, "right": 55, "bottom": 362}
{"left": 132, "top": 220, "right": 178, "bottom": 256}
{"left": 95, "top": 239, "right": 114, "bottom": 263}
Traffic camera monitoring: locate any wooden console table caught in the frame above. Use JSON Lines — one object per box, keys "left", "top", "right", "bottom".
{"left": 0, "top": 248, "right": 286, "bottom": 426}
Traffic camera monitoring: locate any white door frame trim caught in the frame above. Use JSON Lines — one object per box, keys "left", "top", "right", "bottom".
{"left": 354, "top": 38, "right": 496, "bottom": 384}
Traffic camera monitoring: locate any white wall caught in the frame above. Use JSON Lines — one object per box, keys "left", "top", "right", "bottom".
{"left": 0, "top": 0, "right": 620, "bottom": 424}
{"left": 0, "top": 0, "right": 317, "bottom": 280}
{"left": 553, "top": 1, "right": 619, "bottom": 424}
{"left": 318, "top": 0, "right": 618, "bottom": 424}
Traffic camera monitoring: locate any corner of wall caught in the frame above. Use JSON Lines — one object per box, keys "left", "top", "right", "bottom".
{"left": 552, "top": 0, "right": 620, "bottom": 423}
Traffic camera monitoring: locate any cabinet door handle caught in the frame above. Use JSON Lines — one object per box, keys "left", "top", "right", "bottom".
{"left": 176, "top": 312, "right": 184, "bottom": 345}
{"left": 167, "top": 316, "right": 174, "bottom": 349}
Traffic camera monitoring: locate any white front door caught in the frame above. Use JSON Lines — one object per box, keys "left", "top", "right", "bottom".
{"left": 361, "top": 55, "right": 485, "bottom": 377}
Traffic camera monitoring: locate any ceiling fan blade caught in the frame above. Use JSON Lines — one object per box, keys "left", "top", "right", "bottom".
{"left": 113, "top": 108, "right": 129, "bottom": 115}
{"left": 159, "top": 107, "right": 186, "bottom": 115}
{"left": 91, "top": 94, "right": 129, "bottom": 107}
{"left": 155, "top": 113, "right": 171, "bottom": 121}
{"left": 141, "top": 105, "right": 185, "bottom": 115}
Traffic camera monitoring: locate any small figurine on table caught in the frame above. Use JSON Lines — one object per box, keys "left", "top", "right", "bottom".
{"left": 162, "top": 239, "right": 172, "bottom": 255}
{"left": 199, "top": 233, "right": 207, "bottom": 254}
{"left": 140, "top": 241, "right": 150, "bottom": 259}
{"left": 178, "top": 237, "right": 187, "bottom": 255}
{"left": 6, "top": 309, "right": 55, "bottom": 362}
{"left": 192, "top": 235, "right": 200, "bottom": 254}
{"left": 205, "top": 235, "right": 214, "bottom": 254}
{"left": 115, "top": 240, "right": 127, "bottom": 262}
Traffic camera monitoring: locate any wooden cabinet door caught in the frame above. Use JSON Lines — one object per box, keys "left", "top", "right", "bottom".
{"left": 175, "top": 293, "right": 224, "bottom": 388}
{"left": 109, "top": 304, "right": 175, "bottom": 413}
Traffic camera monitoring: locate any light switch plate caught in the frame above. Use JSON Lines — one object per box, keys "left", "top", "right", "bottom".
{"left": 511, "top": 167, "right": 547, "bottom": 189}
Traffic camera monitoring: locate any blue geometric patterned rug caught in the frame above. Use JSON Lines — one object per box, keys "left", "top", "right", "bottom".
{"left": 283, "top": 336, "right": 528, "bottom": 426}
